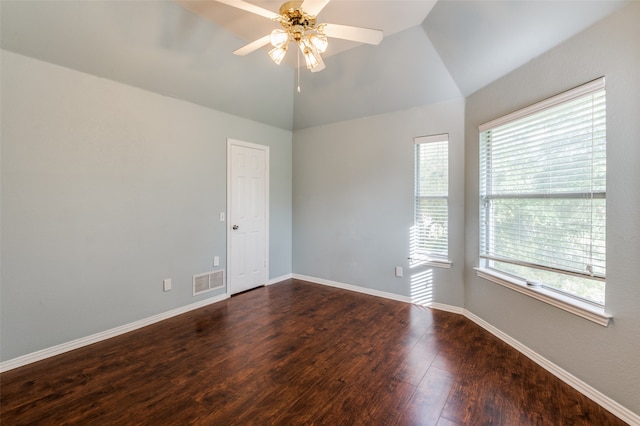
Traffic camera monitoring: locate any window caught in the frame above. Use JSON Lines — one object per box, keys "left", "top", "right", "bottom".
{"left": 413, "top": 134, "right": 449, "bottom": 266}
{"left": 479, "top": 78, "right": 606, "bottom": 306}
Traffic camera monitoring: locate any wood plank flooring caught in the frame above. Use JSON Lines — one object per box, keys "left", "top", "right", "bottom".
{"left": 1, "top": 279, "right": 627, "bottom": 425}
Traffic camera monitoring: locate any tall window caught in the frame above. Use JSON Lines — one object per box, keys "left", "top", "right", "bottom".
{"left": 479, "top": 78, "right": 606, "bottom": 305}
{"left": 413, "top": 134, "right": 449, "bottom": 264}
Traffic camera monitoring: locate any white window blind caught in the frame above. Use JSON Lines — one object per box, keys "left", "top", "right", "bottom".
{"left": 479, "top": 78, "right": 606, "bottom": 305}
{"left": 414, "top": 134, "right": 449, "bottom": 260}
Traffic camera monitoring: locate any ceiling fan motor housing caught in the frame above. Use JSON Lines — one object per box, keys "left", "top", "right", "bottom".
{"left": 279, "top": 0, "right": 318, "bottom": 41}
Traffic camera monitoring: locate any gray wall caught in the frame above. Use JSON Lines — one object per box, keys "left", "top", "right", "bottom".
{"left": 0, "top": 50, "right": 292, "bottom": 361}
{"left": 464, "top": 3, "right": 640, "bottom": 414}
{"left": 293, "top": 99, "right": 465, "bottom": 307}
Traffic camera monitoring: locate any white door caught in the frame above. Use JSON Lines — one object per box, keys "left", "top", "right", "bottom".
{"left": 227, "top": 139, "right": 269, "bottom": 295}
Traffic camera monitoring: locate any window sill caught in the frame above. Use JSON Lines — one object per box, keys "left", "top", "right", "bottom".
{"left": 475, "top": 268, "right": 611, "bottom": 327}
{"left": 410, "top": 257, "right": 452, "bottom": 269}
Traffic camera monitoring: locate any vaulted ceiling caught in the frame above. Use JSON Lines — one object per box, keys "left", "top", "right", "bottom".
{"left": 0, "top": 1, "right": 628, "bottom": 130}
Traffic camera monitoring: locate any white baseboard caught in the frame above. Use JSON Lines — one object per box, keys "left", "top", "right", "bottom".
{"left": 0, "top": 293, "right": 229, "bottom": 373}
{"left": 293, "top": 274, "right": 640, "bottom": 425}
{"left": 292, "top": 273, "right": 413, "bottom": 304}
{"left": 267, "top": 273, "right": 292, "bottom": 285}
{"left": 428, "top": 302, "right": 465, "bottom": 315}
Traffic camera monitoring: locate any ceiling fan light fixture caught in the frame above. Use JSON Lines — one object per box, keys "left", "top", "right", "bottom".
{"left": 270, "top": 29, "right": 290, "bottom": 48}
{"left": 308, "top": 32, "right": 328, "bottom": 54}
{"left": 300, "top": 43, "right": 321, "bottom": 70}
{"left": 269, "top": 45, "right": 288, "bottom": 65}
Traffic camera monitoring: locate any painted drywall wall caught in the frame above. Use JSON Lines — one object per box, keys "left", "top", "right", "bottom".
{"left": 0, "top": 50, "right": 292, "bottom": 361}
{"left": 293, "top": 98, "right": 465, "bottom": 307}
{"left": 464, "top": 3, "right": 640, "bottom": 414}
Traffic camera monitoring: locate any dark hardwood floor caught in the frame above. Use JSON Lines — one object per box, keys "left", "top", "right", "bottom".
{"left": 1, "top": 279, "right": 626, "bottom": 425}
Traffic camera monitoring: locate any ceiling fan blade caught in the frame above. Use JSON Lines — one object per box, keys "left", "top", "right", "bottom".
{"left": 233, "top": 34, "right": 271, "bottom": 56}
{"left": 212, "top": 0, "right": 279, "bottom": 20}
{"left": 302, "top": 0, "right": 330, "bottom": 17}
{"left": 321, "top": 23, "right": 383, "bottom": 45}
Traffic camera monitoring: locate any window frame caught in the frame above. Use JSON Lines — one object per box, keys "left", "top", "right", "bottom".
{"left": 412, "top": 133, "right": 451, "bottom": 269}
{"left": 476, "top": 78, "right": 611, "bottom": 326}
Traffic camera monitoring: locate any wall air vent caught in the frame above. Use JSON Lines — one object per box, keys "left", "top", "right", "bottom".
{"left": 193, "top": 270, "right": 224, "bottom": 296}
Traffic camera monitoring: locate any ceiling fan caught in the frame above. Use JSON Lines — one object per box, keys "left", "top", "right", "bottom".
{"left": 208, "top": 0, "right": 384, "bottom": 72}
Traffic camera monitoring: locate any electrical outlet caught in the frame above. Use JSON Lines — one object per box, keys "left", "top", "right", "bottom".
{"left": 213, "top": 256, "right": 220, "bottom": 267}
{"left": 163, "top": 278, "right": 172, "bottom": 292}
{"left": 395, "top": 266, "right": 403, "bottom": 278}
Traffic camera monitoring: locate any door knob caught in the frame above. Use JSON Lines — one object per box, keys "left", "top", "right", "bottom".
{"left": 232, "top": 225, "right": 239, "bottom": 230}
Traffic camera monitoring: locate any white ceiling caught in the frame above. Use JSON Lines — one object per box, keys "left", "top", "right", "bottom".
{"left": 423, "top": 0, "right": 630, "bottom": 96}
{"left": 0, "top": 0, "right": 629, "bottom": 130}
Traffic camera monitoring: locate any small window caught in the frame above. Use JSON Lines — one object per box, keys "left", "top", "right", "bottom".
{"left": 412, "top": 134, "right": 449, "bottom": 266}
{"left": 479, "top": 78, "right": 606, "bottom": 305}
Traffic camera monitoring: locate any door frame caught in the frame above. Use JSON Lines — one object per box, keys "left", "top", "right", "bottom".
{"left": 226, "top": 138, "right": 270, "bottom": 296}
